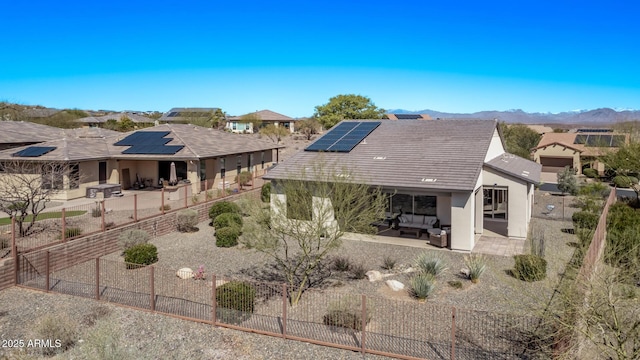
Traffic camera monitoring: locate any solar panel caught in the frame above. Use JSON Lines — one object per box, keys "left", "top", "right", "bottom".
{"left": 574, "top": 135, "right": 587, "bottom": 144}
{"left": 168, "top": 112, "right": 179, "bottom": 117}
{"left": 577, "top": 128, "right": 612, "bottom": 133}
{"left": 122, "top": 145, "right": 184, "bottom": 155}
{"left": 395, "top": 114, "right": 422, "bottom": 120}
{"left": 612, "top": 135, "right": 626, "bottom": 147}
{"left": 305, "top": 121, "right": 381, "bottom": 152}
{"left": 114, "top": 131, "right": 171, "bottom": 146}
{"left": 12, "top": 146, "right": 57, "bottom": 157}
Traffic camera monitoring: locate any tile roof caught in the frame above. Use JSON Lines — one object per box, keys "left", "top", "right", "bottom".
{"left": 159, "top": 108, "right": 221, "bottom": 121}
{"left": 386, "top": 113, "right": 432, "bottom": 120}
{"left": 265, "top": 119, "right": 498, "bottom": 192}
{"left": 533, "top": 132, "right": 628, "bottom": 157}
{"left": 228, "top": 109, "right": 295, "bottom": 121}
{"left": 0, "top": 124, "right": 283, "bottom": 162}
{"left": 0, "top": 121, "right": 67, "bottom": 144}
{"left": 485, "top": 153, "right": 541, "bottom": 184}
{"left": 76, "top": 112, "right": 155, "bottom": 124}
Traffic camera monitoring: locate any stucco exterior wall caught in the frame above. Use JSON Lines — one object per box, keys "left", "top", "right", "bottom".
{"left": 482, "top": 168, "right": 531, "bottom": 239}
{"left": 532, "top": 145, "right": 581, "bottom": 174}
{"left": 450, "top": 192, "right": 475, "bottom": 252}
{"left": 485, "top": 129, "right": 506, "bottom": 162}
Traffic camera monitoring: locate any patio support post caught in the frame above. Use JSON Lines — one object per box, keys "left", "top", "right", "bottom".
{"left": 184, "top": 184, "right": 188, "bottom": 208}
{"left": 101, "top": 201, "right": 106, "bottom": 232}
{"left": 222, "top": 180, "right": 225, "bottom": 197}
{"left": 451, "top": 306, "right": 456, "bottom": 360}
{"left": 61, "top": 208, "right": 66, "bottom": 242}
{"left": 212, "top": 274, "right": 217, "bottom": 325}
{"left": 95, "top": 258, "right": 100, "bottom": 300}
{"left": 11, "top": 217, "right": 18, "bottom": 285}
{"left": 150, "top": 266, "right": 155, "bottom": 311}
{"left": 204, "top": 179, "right": 208, "bottom": 193}
{"left": 133, "top": 194, "right": 138, "bottom": 222}
{"left": 45, "top": 250, "right": 50, "bottom": 292}
{"left": 161, "top": 188, "right": 166, "bottom": 215}
{"left": 361, "top": 294, "right": 366, "bottom": 354}
{"left": 282, "top": 283, "right": 287, "bottom": 338}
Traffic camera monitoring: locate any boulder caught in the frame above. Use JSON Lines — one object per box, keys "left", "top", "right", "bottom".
{"left": 366, "top": 270, "right": 382, "bottom": 282}
{"left": 460, "top": 268, "right": 470, "bottom": 277}
{"left": 176, "top": 268, "right": 194, "bottom": 279}
{"left": 386, "top": 279, "right": 405, "bottom": 292}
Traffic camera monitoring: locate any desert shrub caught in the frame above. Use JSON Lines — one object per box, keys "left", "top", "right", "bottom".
{"left": 612, "top": 175, "right": 638, "bottom": 188}
{"left": 465, "top": 254, "right": 487, "bottom": 283}
{"left": 381, "top": 255, "right": 397, "bottom": 270}
{"left": 448, "top": 280, "right": 463, "bottom": 289}
{"left": 572, "top": 211, "right": 599, "bottom": 230}
{"left": 578, "top": 181, "right": 610, "bottom": 198}
{"left": 104, "top": 221, "right": 116, "bottom": 230}
{"left": 92, "top": 205, "right": 102, "bottom": 217}
{"left": 513, "top": 254, "right": 547, "bottom": 282}
{"left": 235, "top": 171, "right": 253, "bottom": 188}
{"left": 118, "top": 229, "right": 150, "bottom": 251}
{"left": 191, "top": 194, "right": 200, "bottom": 205}
{"left": 350, "top": 263, "right": 367, "bottom": 280}
{"left": 33, "top": 314, "right": 78, "bottom": 356}
{"left": 176, "top": 209, "right": 198, "bottom": 232}
{"left": 159, "top": 204, "right": 171, "bottom": 211}
{"left": 82, "top": 305, "right": 112, "bottom": 327}
{"left": 605, "top": 202, "right": 640, "bottom": 277}
{"left": 582, "top": 168, "right": 598, "bottom": 178}
{"left": 323, "top": 296, "right": 372, "bottom": 331}
{"left": 213, "top": 212, "right": 243, "bottom": 229}
{"left": 332, "top": 256, "right": 352, "bottom": 272}
{"left": 65, "top": 227, "right": 82, "bottom": 238}
{"left": 410, "top": 273, "right": 436, "bottom": 300}
{"left": 124, "top": 243, "right": 158, "bottom": 268}
{"left": 209, "top": 201, "right": 241, "bottom": 220}
{"left": 215, "top": 226, "right": 240, "bottom": 247}
{"left": 261, "top": 182, "right": 271, "bottom": 203}
{"left": 415, "top": 253, "right": 447, "bottom": 277}
{"left": 216, "top": 281, "right": 256, "bottom": 324}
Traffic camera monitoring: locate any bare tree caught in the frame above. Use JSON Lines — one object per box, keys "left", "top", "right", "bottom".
{"left": 259, "top": 124, "right": 289, "bottom": 144}
{"left": 242, "top": 162, "right": 386, "bottom": 305}
{"left": 0, "top": 160, "right": 79, "bottom": 236}
{"left": 296, "top": 118, "right": 321, "bottom": 140}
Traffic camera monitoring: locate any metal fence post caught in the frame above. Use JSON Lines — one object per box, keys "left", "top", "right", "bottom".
{"left": 61, "top": 208, "right": 67, "bottom": 242}
{"left": 134, "top": 194, "right": 138, "bottom": 222}
{"left": 212, "top": 274, "right": 217, "bottom": 325}
{"left": 184, "top": 184, "right": 188, "bottom": 208}
{"left": 282, "top": 283, "right": 287, "bottom": 338}
{"left": 361, "top": 294, "right": 366, "bottom": 354}
{"left": 11, "top": 217, "right": 18, "bottom": 285}
{"left": 161, "top": 188, "right": 166, "bottom": 215}
{"left": 101, "top": 201, "right": 106, "bottom": 232}
{"left": 451, "top": 306, "right": 456, "bottom": 360}
{"left": 45, "top": 251, "right": 50, "bottom": 292}
{"left": 150, "top": 266, "right": 155, "bottom": 311}
{"left": 95, "top": 258, "right": 100, "bottom": 300}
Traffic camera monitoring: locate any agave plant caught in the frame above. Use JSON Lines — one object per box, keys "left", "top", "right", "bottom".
{"left": 464, "top": 254, "right": 487, "bottom": 283}
{"left": 411, "top": 273, "right": 436, "bottom": 300}
{"left": 415, "top": 252, "right": 448, "bottom": 277}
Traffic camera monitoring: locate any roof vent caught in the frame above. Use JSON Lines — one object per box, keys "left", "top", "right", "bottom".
{"left": 421, "top": 178, "right": 437, "bottom": 183}
{"left": 521, "top": 170, "right": 530, "bottom": 177}
{"left": 373, "top": 156, "right": 386, "bottom": 160}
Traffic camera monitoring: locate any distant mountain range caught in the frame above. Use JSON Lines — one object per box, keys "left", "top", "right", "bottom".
{"left": 387, "top": 108, "right": 640, "bottom": 124}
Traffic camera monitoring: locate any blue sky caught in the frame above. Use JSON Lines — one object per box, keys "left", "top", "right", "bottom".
{"left": 2, "top": 0, "right": 639, "bottom": 117}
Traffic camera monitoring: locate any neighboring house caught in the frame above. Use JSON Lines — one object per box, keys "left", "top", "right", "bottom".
{"left": 76, "top": 112, "right": 156, "bottom": 128}
{"left": 0, "top": 121, "right": 66, "bottom": 150}
{"left": 532, "top": 130, "right": 628, "bottom": 175}
{"left": 226, "top": 110, "right": 297, "bottom": 133}
{"left": 265, "top": 119, "right": 540, "bottom": 252}
{"left": 385, "top": 113, "right": 432, "bottom": 120}
{"left": 159, "top": 107, "right": 221, "bottom": 123}
{"left": 0, "top": 124, "right": 283, "bottom": 200}
{"left": 526, "top": 125, "right": 554, "bottom": 135}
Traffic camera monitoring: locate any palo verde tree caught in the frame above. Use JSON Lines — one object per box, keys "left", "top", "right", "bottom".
{"left": 259, "top": 124, "right": 289, "bottom": 144}
{"left": 0, "top": 160, "right": 80, "bottom": 236}
{"left": 296, "top": 118, "right": 321, "bottom": 140}
{"left": 601, "top": 141, "right": 640, "bottom": 201}
{"left": 557, "top": 166, "right": 578, "bottom": 196}
{"left": 313, "top": 94, "right": 385, "bottom": 129}
{"left": 242, "top": 162, "right": 387, "bottom": 305}
{"left": 239, "top": 113, "right": 262, "bottom": 132}
{"left": 498, "top": 122, "right": 541, "bottom": 159}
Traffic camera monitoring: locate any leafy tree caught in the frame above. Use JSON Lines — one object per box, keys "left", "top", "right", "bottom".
{"left": 499, "top": 123, "right": 541, "bottom": 159}
{"left": 557, "top": 166, "right": 578, "bottom": 195}
{"left": 180, "top": 109, "right": 227, "bottom": 129}
{"left": 116, "top": 115, "right": 136, "bottom": 131}
{"left": 240, "top": 113, "right": 262, "bottom": 132}
{"left": 0, "top": 160, "right": 81, "bottom": 236}
{"left": 260, "top": 124, "right": 289, "bottom": 144}
{"left": 313, "top": 94, "right": 385, "bottom": 129}
{"left": 296, "top": 118, "right": 321, "bottom": 140}
{"left": 242, "top": 162, "right": 386, "bottom": 305}
{"left": 601, "top": 141, "right": 640, "bottom": 201}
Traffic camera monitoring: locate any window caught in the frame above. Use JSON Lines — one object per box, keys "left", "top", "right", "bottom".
{"left": 69, "top": 163, "right": 79, "bottom": 189}
{"left": 261, "top": 151, "right": 265, "bottom": 169}
{"left": 248, "top": 153, "right": 253, "bottom": 172}
{"left": 41, "top": 164, "right": 63, "bottom": 190}
{"left": 236, "top": 155, "right": 242, "bottom": 174}
{"left": 232, "top": 123, "right": 237, "bottom": 131}
{"left": 388, "top": 193, "right": 437, "bottom": 216}
{"left": 220, "top": 158, "right": 226, "bottom": 178}
{"left": 199, "top": 160, "right": 206, "bottom": 181}
{"left": 483, "top": 187, "right": 508, "bottom": 219}
{"left": 414, "top": 195, "right": 436, "bottom": 216}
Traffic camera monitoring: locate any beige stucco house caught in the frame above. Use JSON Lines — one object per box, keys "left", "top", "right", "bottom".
{"left": 532, "top": 131, "right": 628, "bottom": 175}
{"left": 0, "top": 124, "right": 283, "bottom": 200}
{"left": 226, "top": 110, "right": 297, "bottom": 134}
{"left": 265, "top": 119, "right": 541, "bottom": 252}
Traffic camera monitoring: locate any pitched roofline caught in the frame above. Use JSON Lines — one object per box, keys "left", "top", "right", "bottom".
{"left": 532, "top": 141, "right": 583, "bottom": 152}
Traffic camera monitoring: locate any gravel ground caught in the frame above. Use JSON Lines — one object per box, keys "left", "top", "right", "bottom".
{"left": 1, "top": 191, "right": 580, "bottom": 359}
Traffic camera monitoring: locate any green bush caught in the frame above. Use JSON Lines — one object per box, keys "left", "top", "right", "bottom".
{"left": 323, "top": 296, "right": 372, "bottom": 331}
{"left": 332, "top": 256, "right": 352, "bottom": 272}
{"left": 216, "top": 281, "right": 256, "bottom": 324}
{"left": 415, "top": 253, "right": 448, "bottom": 277}
{"left": 513, "top": 254, "right": 547, "bottom": 282}
{"left": 33, "top": 314, "right": 78, "bottom": 356}
{"left": 65, "top": 227, "right": 82, "bottom": 238}
{"left": 381, "top": 255, "right": 397, "bottom": 270}
{"left": 124, "top": 243, "right": 158, "bottom": 268}
{"left": 213, "top": 212, "right": 243, "bottom": 229}
{"left": 215, "top": 226, "right": 240, "bottom": 247}
{"left": 410, "top": 273, "right": 436, "bottom": 300}
{"left": 118, "top": 229, "right": 150, "bottom": 251}
{"left": 582, "top": 168, "right": 598, "bottom": 178}
{"left": 350, "top": 263, "right": 367, "bottom": 280}
{"left": 159, "top": 204, "right": 171, "bottom": 211}
{"left": 572, "top": 211, "right": 599, "bottom": 230}
{"left": 448, "top": 280, "right": 463, "bottom": 289}
{"left": 612, "top": 175, "right": 638, "bottom": 188}
{"left": 235, "top": 171, "right": 253, "bottom": 189}
{"left": 261, "top": 182, "right": 271, "bottom": 203}
{"left": 209, "top": 201, "right": 241, "bottom": 220}
{"left": 176, "top": 209, "right": 198, "bottom": 232}
{"left": 605, "top": 203, "right": 640, "bottom": 277}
